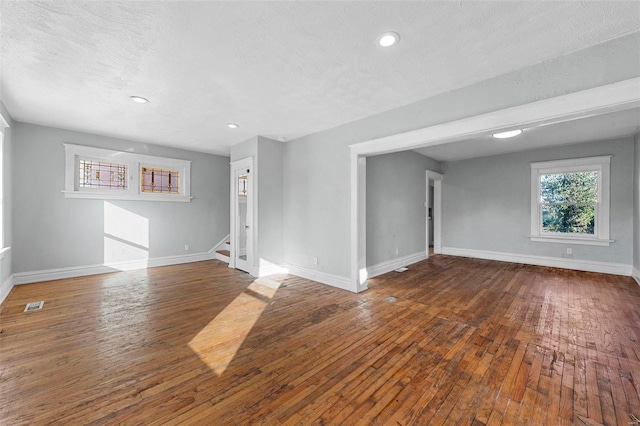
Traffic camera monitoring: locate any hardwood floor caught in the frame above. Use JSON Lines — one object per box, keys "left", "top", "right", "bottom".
{"left": 1, "top": 256, "right": 639, "bottom": 425}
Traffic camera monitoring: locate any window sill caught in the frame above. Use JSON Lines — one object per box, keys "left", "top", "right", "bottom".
{"left": 63, "top": 191, "right": 192, "bottom": 203}
{"left": 529, "top": 235, "right": 613, "bottom": 246}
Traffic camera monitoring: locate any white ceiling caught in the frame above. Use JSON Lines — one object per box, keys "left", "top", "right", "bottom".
{"left": 414, "top": 108, "right": 640, "bottom": 162}
{"left": 1, "top": 1, "right": 639, "bottom": 155}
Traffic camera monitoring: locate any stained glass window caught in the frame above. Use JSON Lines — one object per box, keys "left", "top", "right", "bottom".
{"left": 78, "top": 160, "right": 127, "bottom": 189}
{"left": 141, "top": 167, "right": 180, "bottom": 194}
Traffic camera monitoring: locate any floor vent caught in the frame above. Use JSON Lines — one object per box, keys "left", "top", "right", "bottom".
{"left": 394, "top": 267, "right": 409, "bottom": 272}
{"left": 24, "top": 301, "right": 44, "bottom": 312}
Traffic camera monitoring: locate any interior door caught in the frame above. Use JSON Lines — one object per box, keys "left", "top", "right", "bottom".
{"left": 233, "top": 162, "right": 253, "bottom": 273}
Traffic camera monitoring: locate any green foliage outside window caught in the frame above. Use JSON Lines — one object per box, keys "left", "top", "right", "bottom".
{"left": 540, "top": 172, "right": 597, "bottom": 235}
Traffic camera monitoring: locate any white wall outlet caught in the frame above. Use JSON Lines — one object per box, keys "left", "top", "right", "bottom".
{"left": 566, "top": 248, "right": 572, "bottom": 255}
{"left": 395, "top": 248, "right": 399, "bottom": 255}
{"left": 185, "top": 244, "right": 190, "bottom": 251}
{"left": 312, "top": 256, "right": 318, "bottom": 265}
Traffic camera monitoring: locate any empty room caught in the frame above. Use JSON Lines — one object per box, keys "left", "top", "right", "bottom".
{"left": 1, "top": 1, "right": 639, "bottom": 425}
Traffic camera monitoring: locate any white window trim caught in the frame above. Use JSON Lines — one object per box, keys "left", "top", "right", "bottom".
{"left": 63, "top": 144, "right": 192, "bottom": 202}
{"left": 530, "top": 155, "right": 612, "bottom": 246}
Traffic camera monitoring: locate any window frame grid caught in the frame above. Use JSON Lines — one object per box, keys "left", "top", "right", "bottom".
{"left": 78, "top": 159, "right": 129, "bottom": 191}
{"left": 140, "top": 166, "right": 181, "bottom": 194}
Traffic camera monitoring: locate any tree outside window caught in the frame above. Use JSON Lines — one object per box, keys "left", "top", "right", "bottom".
{"left": 540, "top": 171, "right": 597, "bottom": 235}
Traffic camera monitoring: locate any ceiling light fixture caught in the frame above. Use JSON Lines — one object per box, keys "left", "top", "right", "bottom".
{"left": 130, "top": 96, "right": 149, "bottom": 104}
{"left": 492, "top": 129, "right": 523, "bottom": 139}
{"left": 378, "top": 32, "right": 400, "bottom": 47}
{"left": 227, "top": 123, "right": 239, "bottom": 129}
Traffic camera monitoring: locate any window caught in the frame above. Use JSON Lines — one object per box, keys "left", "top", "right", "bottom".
{"left": 79, "top": 160, "right": 128, "bottom": 190}
{"left": 141, "top": 167, "right": 179, "bottom": 194}
{"left": 64, "top": 144, "right": 191, "bottom": 202}
{"left": 530, "top": 156, "right": 611, "bottom": 246}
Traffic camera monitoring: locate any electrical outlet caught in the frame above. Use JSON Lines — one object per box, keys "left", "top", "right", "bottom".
{"left": 185, "top": 244, "right": 190, "bottom": 251}
{"left": 566, "top": 248, "right": 572, "bottom": 255}
{"left": 395, "top": 248, "right": 399, "bottom": 255}
{"left": 312, "top": 256, "right": 318, "bottom": 265}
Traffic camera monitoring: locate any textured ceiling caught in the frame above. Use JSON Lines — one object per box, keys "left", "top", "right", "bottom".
{"left": 414, "top": 108, "right": 640, "bottom": 162}
{"left": 1, "top": 1, "right": 639, "bottom": 155}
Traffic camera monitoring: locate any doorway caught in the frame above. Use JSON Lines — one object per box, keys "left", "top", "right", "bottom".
{"left": 230, "top": 157, "right": 254, "bottom": 274}
{"left": 350, "top": 79, "right": 636, "bottom": 292}
{"left": 425, "top": 170, "right": 443, "bottom": 258}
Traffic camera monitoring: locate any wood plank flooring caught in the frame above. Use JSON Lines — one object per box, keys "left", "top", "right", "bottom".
{"left": 1, "top": 256, "right": 639, "bottom": 425}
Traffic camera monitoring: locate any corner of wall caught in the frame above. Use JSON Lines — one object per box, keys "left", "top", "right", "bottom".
{"left": 0, "top": 273, "right": 14, "bottom": 305}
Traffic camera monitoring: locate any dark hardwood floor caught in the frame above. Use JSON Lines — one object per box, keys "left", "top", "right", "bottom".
{"left": 1, "top": 255, "right": 639, "bottom": 425}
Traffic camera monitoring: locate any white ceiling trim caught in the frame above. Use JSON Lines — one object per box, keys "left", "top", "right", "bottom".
{"left": 350, "top": 77, "right": 640, "bottom": 157}
{"left": 349, "top": 77, "right": 640, "bottom": 293}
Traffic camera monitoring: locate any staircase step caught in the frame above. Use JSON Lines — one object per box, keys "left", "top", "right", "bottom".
{"left": 215, "top": 250, "right": 230, "bottom": 263}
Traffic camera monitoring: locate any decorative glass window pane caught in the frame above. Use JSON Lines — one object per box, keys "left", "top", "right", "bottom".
{"left": 539, "top": 171, "right": 597, "bottom": 235}
{"left": 78, "top": 160, "right": 127, "bottom": 189}
{"left": 141, "top": 167, "right": 180, "bottom": 194}
{"left": 238, "top": 174, "right": 247, "bottom": 197}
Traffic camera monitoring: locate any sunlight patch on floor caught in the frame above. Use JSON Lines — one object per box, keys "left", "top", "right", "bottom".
{"left": 188, "top": 278, "right": 281, "bottom": 375}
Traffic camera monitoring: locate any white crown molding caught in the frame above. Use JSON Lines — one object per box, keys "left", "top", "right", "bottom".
{"left": 367, "top": 251, "right": 427, "bottom": 279}
{"left": 441, "top": 247, "right": 632, "bottom": 276}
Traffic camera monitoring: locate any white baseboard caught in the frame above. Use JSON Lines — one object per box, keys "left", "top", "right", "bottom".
{"left": 367, "top": 251, "right": 427, "bottom": 279}
{"left": 13, "top": 251, "right": 216, "bottom": 285}
{"left": 633, "top": 267, "right": 640, "bottom": 286}
{"left": 441, "top": 247, "right": 632, "bottom": 276}
{"left": 0, "top": 274, "right": 14, "bottom": 305}
{"left": 257, "top": 262, "right": 289, "bottom": 277}
{"left": 283, "top": 263, "right": 352, "bottom": 292}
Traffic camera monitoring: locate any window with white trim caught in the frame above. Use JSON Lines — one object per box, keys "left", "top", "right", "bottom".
{"left": 64, "top": 144, "right": 191, "bottom": 202}
{"left": 530, "top": 156, "right": 612, "bottom": 246}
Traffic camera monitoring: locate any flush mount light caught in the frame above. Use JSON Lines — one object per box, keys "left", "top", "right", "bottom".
{"left": 492, "top": 129, "right": 523, "bottom": 139}
{"left": 378, "top": 31, "right": 400, "bottom": 47}
{"left": 130, "top": 96, "right": 149, "bottom": 104}
{"left": 227, "top": 123, "right": 239, "bottom": 129}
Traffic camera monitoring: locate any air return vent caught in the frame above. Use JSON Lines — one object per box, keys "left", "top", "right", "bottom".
{"left": 24, "top": 301, "right": 44, "bottom": 312}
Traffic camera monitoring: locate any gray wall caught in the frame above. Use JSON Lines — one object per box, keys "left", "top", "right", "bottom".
{"left": 257, "top": 136, "right": 284, "bottom": 266}
{"left": 0, "top": 102, "right": 13, "bottom": 285}
{"left": 12, "top": 122, "right": 230, "bottom": 273}
{"left": 366, "top": 151, "right": 440, "bottom": 266}
{"left": 283, "top": 33, "right": 640, "bottom": 279}
{"left": 230, "top": 136, "right": 258, "bottom": 162}
{"left": 635, "top": 132, "right": 640, "bottom": 274}
{"left": 441, "top": 138, "right": 634, "bottom": 265}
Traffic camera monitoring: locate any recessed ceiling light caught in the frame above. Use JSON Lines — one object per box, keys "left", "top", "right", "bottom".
{"left": 492, "top": 129, "right": 523, "bottom": 139}
{"left": 130, "top": 96, "right": 149, "bottom": 104}
{"left": 378, "top": 32, "right": 400, "bottom": 47}
{"left": 227, "top": 123, "right": 239, "bottom": 129}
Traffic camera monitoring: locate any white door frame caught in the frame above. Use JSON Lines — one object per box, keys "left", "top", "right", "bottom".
{"left": 349, "top": 77, "right": 639, "bottom": 293}
{"left": 425, "top": 170, "right": 443, "bottom": 258}
{"left": 229, "top": 157, "right": 256, "bottom": 275}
